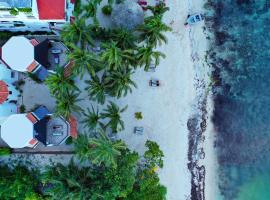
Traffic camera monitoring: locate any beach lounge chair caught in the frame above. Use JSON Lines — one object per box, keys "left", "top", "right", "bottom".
{"left": 134, "top": 126, "right": 144, "bottom": 135}
{"left": 149, "top": 79, "right": 160, "bottom": 87}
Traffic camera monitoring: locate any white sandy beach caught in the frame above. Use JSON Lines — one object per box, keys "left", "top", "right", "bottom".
{"left": 0, "top": 0, "right": 220, "bottom": 199}
{"left": 76, "top": 0, "right": 215, "bottom": 199}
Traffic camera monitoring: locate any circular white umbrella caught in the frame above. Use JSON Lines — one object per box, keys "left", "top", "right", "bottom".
{"left": 2, "top": 36, "right": 35, "bottom": 72}
{"left": 1, "top": 114, "right": 34, "bottom": 148}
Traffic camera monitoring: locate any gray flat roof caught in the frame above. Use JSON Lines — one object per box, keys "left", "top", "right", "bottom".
{"left": 0, "top": 0, "right": 32, "bottom": 8}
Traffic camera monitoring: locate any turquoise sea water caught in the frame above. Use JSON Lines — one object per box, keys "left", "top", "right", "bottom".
{"left": 207, "top": 0, "right": 270, "bottom": 199}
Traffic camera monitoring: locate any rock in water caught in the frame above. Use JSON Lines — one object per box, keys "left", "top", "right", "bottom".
{"left": 111, "top": 1, "right": 144, "bottom": 30}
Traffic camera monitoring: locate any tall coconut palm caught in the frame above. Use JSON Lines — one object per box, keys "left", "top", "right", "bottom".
{"left": 81, "top": 105, "right": 104, "bottom": 131}
{"left": 101, "top": 41, "right": 134, "bottom": 71}
{"left": 85, "top": 75, "right": 108, "bottom": 105}
{"left": 74, "top": 130, "right": 126, "bottom": 167}
{"left": 146, "top": 2, "right": 169, "bottom": 17}
{"left": 136, "top": 45, "right": 165, "bottom": 71}
{"left": 137, "top": 15, "right": 172, "bottom": 47}
{"left": 61, "top": 17, "right": 94, "bottom": 47}
{"left": 45, "top": 67, "right": 79, "bottom": 98}
{"left": 55, "top": 90, "right": 82, "bottom": 119}
{"left": 111, "top": 28, "right": 137, "bottom": 49}
{"left": 68, "top": 44, "right": 103, "bottom": 78}
{"left": 105, "top": 68, "right": 137, "bottom": 98}
{"left": 82, "top": 0, "right": 102, "bottom": 19}
{"left": 100, "top": 102, "right": 127, "bottom": 133}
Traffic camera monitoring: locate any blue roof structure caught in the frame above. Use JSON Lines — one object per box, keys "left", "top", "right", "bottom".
{"left": 0, "top": 0, "right": 32, "bottom": 8}
{"left": 32, "top": 105, "right": 50, "bottom": 121}
{"left": 35, "top": 66, "right": 48, "bottom": 81}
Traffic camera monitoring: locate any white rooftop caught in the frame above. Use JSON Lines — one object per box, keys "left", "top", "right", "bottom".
{"left": 0, "top": 114, "right": 34, "bottom": 148}
{"left": 2, "top": 36, "right": 34, "bottom": 72}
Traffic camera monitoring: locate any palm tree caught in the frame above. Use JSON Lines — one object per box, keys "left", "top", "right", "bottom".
{"left": 136, "top": 45, "right": 165, "bottom": 71}
{"left": 137, "top": 15, "right": 172, "bottom": 47}
{"left": 74, "top": 130, "right": 126, "bottom": 167}
{"left": 100, "top": 102, "right": 127, "bottom": 133}
{"left": 105, "top": 68, "right": 137, "bottom": 98}
{"left": 61, "top": 17, "right": 94, "bottom": 47}
{"left": 111, "top": 28, "right": 137, "bottom": 49}
{"left": 101, "top": 41, "right": 134, "bottom": 71}
{"left": 85, "top": 75, "right": 108, "bottom": 105}
{"left": 45, "top": 67, "right": 79, "bottom": 98}
{"left": 55, "top": 90, "right": 82, "bottom": 119}
{"left": 81, "top": 105, "right": 104, "bottom": 131}
{"left": 89, "top": 131, "right": 126, "bottom": 167}
{"left": 82, "top": 0, "right": 102, "bottom": 19}
{"left": 68, "top": 44, "right": 103, "bottom": 78}
{"left": 146, "top": 2, "right": 169, "bottom": 17}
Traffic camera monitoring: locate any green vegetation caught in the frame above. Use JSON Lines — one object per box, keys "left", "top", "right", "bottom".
{"left": 0, "top": 165, "right": 42, "bottom": 199}
{"left": 102, "top": 5, "right": 113, "bottom": 15}
{"left": 135, "top": 112, "right": 143, "bottom": 120}
{"left": 0, "top": 1, "right": 170, "bottom": 199}
{"left": 100, "top": 101, "right": 127, "bottom": 133}
{"left": 19, "top": 104, "right": 26, "bottom": 113}
{"left": 9, "top": 8, "right": 19, "bottom": 16}
{"left": 0, "top": 147, "right": 11, "bottom": 156}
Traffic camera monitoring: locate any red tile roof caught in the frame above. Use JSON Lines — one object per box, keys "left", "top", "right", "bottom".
{"left": 37, "top": 0, "right": 65, "bottom": 20}
{"left": 27, "top": 61, "right": 38, "bottom": 72}
{"left": 30, "top": 39, "right": 39, "bottom": 46}
{"left": 0, "top": 80, "right": 8, "bottom": 104}
{"left": 26, "top": 113, "right": 38, "bottom": 124}
{"left": 69, "top": 115, "right": 78, "bottom": 138}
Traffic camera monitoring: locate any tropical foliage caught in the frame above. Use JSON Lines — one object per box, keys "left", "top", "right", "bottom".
{"left": 55, "top": 90, "right": 82, "bottom": 119}
{"left": 81, "top": 105, "right": 103, "bottom": 130}
{"left": 105, "top": 68, "right": 137, "bottom": 98}
{"left": 75, "top": 130, "right": 126, "bottom": 167}
{"left": 0, "top": 147, "right": 11, "bottom": 156}
{"left": 101, "top": 101, "right": 128, "bottom": 133}
{"left": 0, "top": 165, "right": 43, "bottom": 199}
{"left": 45, "top": 67, "right": 78, "bottom": 98}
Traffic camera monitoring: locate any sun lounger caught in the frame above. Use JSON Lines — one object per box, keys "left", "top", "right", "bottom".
{"left": 149, "top": 79, "right": 160, "bottom": 87}
{"left": 134, "top": 127, "right": 144, "bottom": 135}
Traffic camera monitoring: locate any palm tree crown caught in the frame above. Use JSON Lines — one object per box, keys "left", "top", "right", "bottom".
{"left": 105, "top": 68, "right": 137, "bottom": 98}
{"left": 100, "top": 102, "right": 127, "bottom": 133}
{"left": 55, "top": 90, "right": 82, "bottom": 119}
{"left": 74, "top": 130, "right": 126, "bottom": 168}
{"left": 45, "top": 67, "right": 78, "bottom": 98}
{"left": 85, "top": 75, "right": 108, "bottom": 105}
{"left": 81, "top": 105, "right": 103, "bottom": 131}
{"left": 137, "top": 15, "right": 172, "bottom": 48}
{"left": 136, "top": 45, "right": 165, "bottom": 71}
{"left": 101, "top": 41, "right": 134, "bottom": 71}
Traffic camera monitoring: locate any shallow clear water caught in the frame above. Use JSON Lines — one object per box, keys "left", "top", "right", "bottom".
{"left": 209, "top": 0, "right": 270, "bottom": 199}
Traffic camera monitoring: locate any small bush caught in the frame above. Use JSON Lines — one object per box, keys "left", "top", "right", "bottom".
{"left": 17, "top": 79, "right": 25, "bottom": 86}
{"left": 65, "top": 136, "right": 73, "bottom": 145}
{"left": 27, "top": 73, "right": 42, "bottom": 83}
{"left": 102, "top": 5, "right": 112, "bottom": 16}
{"left": 19, "top": 105, "right": 26, "bottom": 113}
{"left": 0, "top": 148, "right": 11, "bottom": 156}
{"left": 10, "top": 8, "right": 19, "bottom": 16}
{"left": 135, "top": 112, "right": 143, "bottom": 120}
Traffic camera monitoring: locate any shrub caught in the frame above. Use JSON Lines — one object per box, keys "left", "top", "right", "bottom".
{"left": 65, "top": 136, "right": 73, "bottom": 145}
{"left": 9, "top": 8, "right": 19, "bottom": 16}
{"left": 19, "top": 105, "right": 26, "bottom": 113}
{"left": 27, "top": 73, "right": 42, "bottom": 83}
{"left": 135, "top": 112, "right": 143, "bottom": 120}
{"left": 0, "top": 148, "right": 11, "bottom": 156}
{"left": 102, "top": 5, "right": 112, "bottom": 15}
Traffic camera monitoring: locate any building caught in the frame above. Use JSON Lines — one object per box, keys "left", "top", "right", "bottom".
{"left": 0, "top": 0, "right": 75, "bottom": 32}
{"left": 0, "top": 36, "right": 70, "bottom": 81}
{"left": 0, "top": 106, "right": 77, "bottom": 148}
